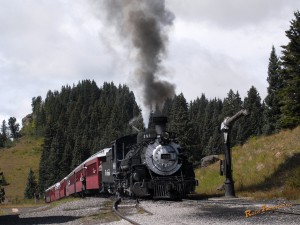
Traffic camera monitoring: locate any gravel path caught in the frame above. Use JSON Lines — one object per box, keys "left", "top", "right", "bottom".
{"left": 0, "top": 197, "right": 299, "bottom": 225}
{"left": 108, "top": 198, "right": 300, "bottom": 225}
{"left": 0, "top": 198, "right": 112, "bottom": 225}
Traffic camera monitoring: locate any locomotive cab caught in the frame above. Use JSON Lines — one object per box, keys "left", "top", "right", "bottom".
{"left": 101, "top": 134, "right": 138, "bottom": 194}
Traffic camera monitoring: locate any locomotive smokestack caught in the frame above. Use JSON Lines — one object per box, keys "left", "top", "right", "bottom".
{"left": 149, "top": 111, "right": 168, "bottom": 135}
{"left": 98, "top": 0, "right": 176, "bottom": 122}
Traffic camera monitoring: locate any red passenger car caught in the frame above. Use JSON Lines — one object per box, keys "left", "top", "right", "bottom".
{"left": 75, "top": 168, "right": 83, "bottom": 194}
{"left": 45, "top": 185, "right": 53, "bottom": 203}
{"left": 66, "top": 172, "right": 75, "bottom": 197}
{"left": 54, "top": 183, "right": 60, "bottom": 200}
{"left": 45, "top": 148, "right": 111, "bottom": 203}
{"left": 59, "top": 178, "right": 67, "bottom": 199}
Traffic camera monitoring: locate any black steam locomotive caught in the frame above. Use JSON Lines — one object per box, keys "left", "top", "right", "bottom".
{"left": 101, "top": 114, "right": 198, "bottom": 199}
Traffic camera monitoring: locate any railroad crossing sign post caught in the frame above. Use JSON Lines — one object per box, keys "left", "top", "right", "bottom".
{"left": 221, "top": 109, "right": 249, "bottom": 198}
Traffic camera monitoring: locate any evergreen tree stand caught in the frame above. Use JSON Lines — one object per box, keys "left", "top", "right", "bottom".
{"left": 221, "top": 109, "right": 248, "bottom": 197}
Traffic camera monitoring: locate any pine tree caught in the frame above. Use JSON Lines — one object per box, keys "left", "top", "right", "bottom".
{"left": 222, "top": 90, "right": 243, "bottom": 146}
{"left": 191, "top": 94, "right": 208, "bottom": 161}
{"left": 60, "top": 135, "right": 74, "bottom": 176}
{"left": 38, "top": 122, "right": 55, "bottom": 193}
{"left": 8, "top": 117, "right": 20, "bottom": 139}
{"left": 279, "top": 11, "right": 300, "bottom": 128}
{"left": 1, "top": 120, "right": 8, "bottom": 144}
{"left": 169, "top": 93, "right": 193, "bottom": 160}
{"left": 0, "top": 172, "right": 8, "bottom": 186}
{"left": 0, "top": 120, "right": 11, "bottom": 148}
{"left": 71, "top": 135, "right": 82, "bottom": 170}
{"left": 201, "top": 101, "right": 215, "bottom": 155}
{"left": 31, "top": 96, "right": 43, "bottom": 114}
{"left": 0, "top": 130, "right": 4, "bottom": 149}
{"left": 24, "top": 168, "right": 37, "bottom": 199}
{"left": 238, "top": 86, "right": 263, "bottom": 143}
{"left": 210, "top": 99, "right": 223, "bottom": 154}
{"left": 108, "top": 103, "right": 124, "bottom": 139}
{"left": 31, "top": 96, "right": 46, "bottom": 135}
{"left": 263, "top": 46, "right": 282, "bottom": 134}
{"left": 200, "top": 98, "right": 223, "bottom": 156}
{"left": 0, "top": 171, "right": 7, "bottom": 203}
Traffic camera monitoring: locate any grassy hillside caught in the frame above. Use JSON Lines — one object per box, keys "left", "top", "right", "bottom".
{"left": 0, "top": 136, "right": 43, "bottom": 203}
{"left": 195, "top": 126, "right": 300, "bottom": 200}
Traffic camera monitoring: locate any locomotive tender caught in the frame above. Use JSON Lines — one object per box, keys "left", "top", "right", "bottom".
{"left": 45, "top": 114, "right": 198, "bottom": 202}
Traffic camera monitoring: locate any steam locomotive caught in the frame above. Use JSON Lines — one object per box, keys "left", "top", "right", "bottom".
{"left": 45, "top": 114, "right": 198, "bottom": 202}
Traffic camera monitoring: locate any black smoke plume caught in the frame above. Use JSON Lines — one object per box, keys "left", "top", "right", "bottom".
{"left": 100, "top": 0, "right": 175, "bottom": 111}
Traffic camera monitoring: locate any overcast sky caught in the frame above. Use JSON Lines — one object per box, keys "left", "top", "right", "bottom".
{"left": 0, "top": 0, "right": 299, "bottom": 126}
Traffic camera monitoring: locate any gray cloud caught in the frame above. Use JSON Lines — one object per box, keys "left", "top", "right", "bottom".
{"left": 167, "top": 0, "right": 299, "bottom": 29}
{"left": 0, "top": 0, "right": 299, "bottom": 125}
{"left": 0, "top": 0, "right": 122, "bottom": 123}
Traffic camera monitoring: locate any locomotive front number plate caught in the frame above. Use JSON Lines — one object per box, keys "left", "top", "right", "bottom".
{"left": 161, "top": 154, "right": 171, "bottom": 159}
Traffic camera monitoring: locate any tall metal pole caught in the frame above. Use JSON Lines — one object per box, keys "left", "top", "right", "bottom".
{"left": 221, "top": 109, "right": 248, "bottom": 198}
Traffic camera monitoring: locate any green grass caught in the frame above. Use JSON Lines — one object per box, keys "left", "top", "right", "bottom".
{"left": 195, "top": 126, "right": 300, "bottom": 200}
{"left": 0, "top": 136, "right": 43, "bottom": 203}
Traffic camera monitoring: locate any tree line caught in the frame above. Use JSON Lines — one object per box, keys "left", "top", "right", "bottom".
{"left": 17, "top": 10, "right": 300, "bottom": 196}
{"left": 27, "top": 81, "right": 142, "bottom": 193}
{"left": 0, "top": 117, "right": 21, "bottom": 148}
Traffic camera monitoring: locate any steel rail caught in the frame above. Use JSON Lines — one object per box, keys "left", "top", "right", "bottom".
{"left": 113, "top": 197, "right": 142, "bottom": 225}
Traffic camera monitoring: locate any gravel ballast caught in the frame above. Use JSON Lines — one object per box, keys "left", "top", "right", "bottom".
{"left": 0, "top": 197, "right": 299, "bottom": 225}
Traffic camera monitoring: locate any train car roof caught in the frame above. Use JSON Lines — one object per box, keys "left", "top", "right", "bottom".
{"left": 45, "top": 182, "right": 60, "bottom": 192}
{"left": 67, "top": 148, "right": 111, "bottom": 177}
{"left": 86, "top": 147, "right": 111, "bottom": 162}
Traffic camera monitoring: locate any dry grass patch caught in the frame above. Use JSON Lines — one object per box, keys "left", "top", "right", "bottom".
{"left": 195, "top": 126, "right": 300, "bottom": 200}
{"left": 0, "top": 136, "right": 43, "bottom": 202}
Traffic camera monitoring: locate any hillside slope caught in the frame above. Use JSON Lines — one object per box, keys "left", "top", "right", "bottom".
{"left": 1, "top": 126, "right": 299, "bottom": 202}
{"left": 0, "top": 136, "right": 43, "bottom": 203}
{"left": 195, "top": 126, "right": 300, "bottom": 200}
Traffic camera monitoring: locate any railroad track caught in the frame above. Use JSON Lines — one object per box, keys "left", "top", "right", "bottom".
{"left": 113, "top": 197, "right": 153, "bottom": 225}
